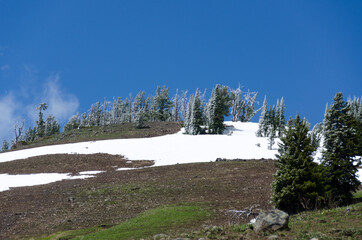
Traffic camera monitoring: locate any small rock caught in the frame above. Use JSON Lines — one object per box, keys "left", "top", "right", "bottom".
{"left": 268, "top": 235, "right": 279, "bottom": 239}
{"left": 253, "top": 209, "right": 289, "bottom": 233}
{"left": 310, "top": 238, "right": 319, "bottom": 240}
{"left": 153, "top": 233, "right": 169, "bottom": 240}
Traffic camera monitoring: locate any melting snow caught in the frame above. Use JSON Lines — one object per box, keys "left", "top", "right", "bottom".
{"left": 0, "top": 121, "right": 361, "bottom": 191}
{"left": 0, "top": 122, "right": 278, "bottom": 166}
{"left": 0, "top": 172, "right": 101, "bottom": 192}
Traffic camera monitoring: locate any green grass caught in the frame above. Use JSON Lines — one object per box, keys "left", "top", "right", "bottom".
{"left": 353, "top": 190, "right": 362, "bottom": 199}
{"left": 39, "top": 204, "right": 210, "bottom": 240}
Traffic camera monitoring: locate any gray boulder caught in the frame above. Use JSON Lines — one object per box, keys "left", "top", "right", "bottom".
{"left": 253, "top": 209, "right": 289, "bottom": 233}
{"left": 153, "top": 233, "right": 169, "bottom": 240}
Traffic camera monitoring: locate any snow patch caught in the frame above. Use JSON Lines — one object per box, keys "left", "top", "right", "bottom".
{"left": 0, "top": 122, "right": 278, "bottom": 167}
{"left": 0, "top": 173, "right": 93, "bottom": 192}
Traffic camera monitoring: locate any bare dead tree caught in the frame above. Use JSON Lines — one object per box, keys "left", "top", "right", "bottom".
{"left": 230, "top": 86, "right": 259, "bottom": 122}
{"left": 14, "top": 120, "right": 25, "bottom": 144}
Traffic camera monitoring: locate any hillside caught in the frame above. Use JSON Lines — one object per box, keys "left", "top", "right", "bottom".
{"left": 0, "top": 121, "right": 361, "bottom": 239}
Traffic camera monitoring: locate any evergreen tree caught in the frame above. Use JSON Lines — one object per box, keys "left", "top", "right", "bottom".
{"left": 2, "top": 140, "right": 9, "bottom": 152}
{"left": 64, "top": 114, "right": 81, "bottom": 132}
{"left": 206, "top": 85, "right": 230, "bottom": 134}
{"left": 25, "top": 126, "right": 37, "bottom": 142}
{"left": 347, "top": 97, "right": 362, "bottom": 156}
{"left": 271, "top": 114, "right": 323, "bottom": 213}
{"left": 184, "top": 89, "right": 204, "bottom": 135}
{"left": 152, "top": 86, "right": 173, "bottom": 121}
{"left": 184, "top": 94, "right": 194, "bottom": 134}
{"left": 171, "top": 89, "right": 180, "bottom": 122}
{"left": 36, "top": 103, "right": 47, "bottom": 138}
{"left": 322, "top": 92, "right": 360, "bottom": 206}
{"left": 257, "top": 96, "right": 268, "bottom": 137}
{"left": 44, "top": 115, "right": 60, "bottom": 136}
{"left": 310, "top": 122, "right": 323, "bottom": 149}
{"left": 88, "top": 102, "right": 102, "bottom": 126}
{"left": 191, "top": 89, "right": 204, "bottom": 134}
{"left": 134, "top": 109, "right": 145, "bottom": 129}
{"left": 277, "top": 97, "right": 286, "bottom": 137}
{"left": 180, "top": 90, "right": 188, "bottom": 121}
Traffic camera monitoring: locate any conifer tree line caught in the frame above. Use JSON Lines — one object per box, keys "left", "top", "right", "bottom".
{"left": 64, "top": 84, "right": 260, "bottom": 135}
{"left": 272, "top": 92, "right": 361, "bottom": 214}
{"left": 256, "top": 96, "right": 286, "bottom": 138}
{"left": 0, "top": 84, "right": 260, "bottom": 151}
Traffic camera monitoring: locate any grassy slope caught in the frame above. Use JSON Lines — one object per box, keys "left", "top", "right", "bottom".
{"left": 38, "top": 196, "right": 362, "bottom": 240}
{"left": 9, "top": 122, "right": 182, "bottom": 151}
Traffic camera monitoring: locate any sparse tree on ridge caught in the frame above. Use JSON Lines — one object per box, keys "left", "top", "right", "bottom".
{"left": 36, "top": 103, "right": 48, "bottom": 138}
{"left": 180, "top": 90, "right": 188, "bottom": 121}
{"left": 184, "top": 89, "right": 204, "bottom": 135}
{"left": 256, "top": 97, "right": 286, "bottom": 139}
{"left": 171, "top": 89, "right": 181, "bottom": 122}
{"left": 322, "top": 92, "right": 360, "bottom": 206}
{"left": 230, "top": 86, "right": 259, "bottom": 122}
{"left": 2, "top": 140, "right": 9, "bottom": 152}
{"left": 184, "top": 93, "right": 194, "bottom": 134}
{"left": 206, "top": 84, "right": 230, "bottom": 134}
{"left": 44, "top": 115, "right": 60, "bottom": 136}
{"left": 277, "top": 97, "right": 286, "bottom": 137}
{"left": 257, "top": 96, "right": 268, "bottom": 137}
{"left": 13, "top": 120, "right": 25, "bottom": 145}
{"left": 25, "top": 126, "right": 37, "bottom": 142}
{"left": 64, "top": 114, "right": 81, "bottom": 132}
{"left": 152, "top": 86, "right": 173, "bottom": 121}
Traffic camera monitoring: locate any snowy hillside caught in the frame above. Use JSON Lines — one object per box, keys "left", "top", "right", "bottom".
{"left": 0, "top": 122, "right": 278, "bottom": 165}
{"left": 0, "top": 121, "right": 361, "bottom": 192}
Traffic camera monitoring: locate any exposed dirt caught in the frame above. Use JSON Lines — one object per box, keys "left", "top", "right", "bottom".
{"left": 0, "top": 153, "right": 154, "bottom": 175}
{"left": 0, "top": 158, "right": 277, "bottom": 239}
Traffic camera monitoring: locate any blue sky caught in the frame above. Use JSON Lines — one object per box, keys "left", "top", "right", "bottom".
{"left": 0, "top": 0, "right": 361, "bottom": 142}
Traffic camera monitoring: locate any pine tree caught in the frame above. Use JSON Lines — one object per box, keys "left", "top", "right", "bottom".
{"left": 184, "top": 94, "right": 194, "bottom": 134}
{"left": 257, "top": 96, "right": 268, "bottom": 137}
{"left": 278, "top": 97, "right": 286, "bottom": 137}
{"left": 64, "top": 114, "right": 81, "bottom": 132}
{"left": 44, "top": 115, "right": 60, "bottom": 136}
{"left": 206, "top": 85, "right": 230, "bottom": 134}
{"left": 310, "top": 122, "right": 323, "bottom": 149}
{"left": 184, "top": 89, "right": 204, "bottom": 135}
{"left": 271, "top": 114, "right": 323, "bottom": 213}
{"left": 36, "top": 103, "right": 47, "bottom": 138}
{"left": 25, "top": 126, "right": 37, "bottom": 142}
{"left": 153, "top": 86, "right": 173, "bottom": 121}
{"left": 2, "top": 140, "right": 9, "bottom": 152}
{"left": 191, "top": 89, "right": 204, "bottom": 134}
{"left": 134, "top": 109, "right": 145, "bottom": 129}
{"left": 322, "top": 92, "right": 360, "bottom": 205}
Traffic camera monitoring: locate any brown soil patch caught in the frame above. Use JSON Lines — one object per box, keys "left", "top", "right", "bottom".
{"left": 0, "top": 158, "right": 277, "bottom": 239}
{"left": 0, "top": 153, "right": 153, "bottom": 175}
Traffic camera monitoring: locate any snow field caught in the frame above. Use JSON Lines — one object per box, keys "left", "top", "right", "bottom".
{"left": 0, "top": 122, "right": 279, "bottom": 165}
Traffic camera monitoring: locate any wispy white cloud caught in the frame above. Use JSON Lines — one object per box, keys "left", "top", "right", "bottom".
{"left": 0, "top": 72, "right": 79, "bottom": 142}
{"left": 0, "top": 93, "right": 20, "bottom": 142}
{"left": 0, "top": 64, "right": 10, "bottom": 71}
{"left": 42, "top": 74, "right": 79, "bottom": 122}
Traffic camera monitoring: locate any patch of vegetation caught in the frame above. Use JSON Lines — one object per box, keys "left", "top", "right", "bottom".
{"left": 38, "top": 204, "right": 210, "bottom": 240}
